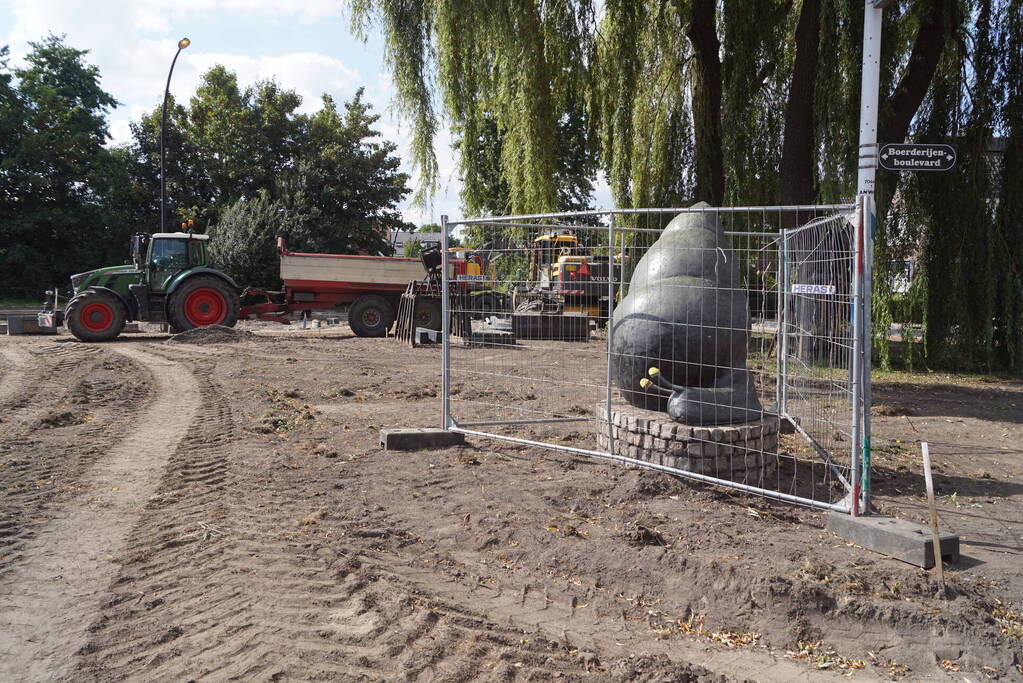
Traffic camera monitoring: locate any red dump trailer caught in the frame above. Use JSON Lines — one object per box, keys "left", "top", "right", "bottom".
{"left": 240, "top": 238, "right": 454, "bottom": 337}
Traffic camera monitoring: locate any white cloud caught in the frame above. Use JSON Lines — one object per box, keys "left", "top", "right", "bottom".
{"left": 3, "top": 0, "right": 463, "bottom": 225}
{"left": 217, "top": 0, "right": 340, "bottom": 24}
{"left": 180, "top": 51, "right": 362, "bottom": 113}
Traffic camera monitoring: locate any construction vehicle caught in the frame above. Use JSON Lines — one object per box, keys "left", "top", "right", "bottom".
{"left": 44, "top": 227, "right": 240, "bottom": 342}
{"left": 515, "top": 230, "right": 614, "bottom": 318}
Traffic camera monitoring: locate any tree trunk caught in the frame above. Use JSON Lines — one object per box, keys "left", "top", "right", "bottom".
{"left": 879, "top": 0, "right": 948, "bottom": 199}
{"left": 685, "top": 0, "right": 725, "bottom": 205}
{"left": 779, "top": 0, "right": 820, "bottom": 207}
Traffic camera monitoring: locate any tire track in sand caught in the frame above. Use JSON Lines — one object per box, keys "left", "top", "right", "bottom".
{"left": 75, "top": 358, "right": 608, "bottom": 681}
{"left": 0, "top": 343, "right": 148, "bottom": 571}
{"left": 0, "top": 345, "right": 199, "bottom": 682}
{"left": 0, "top": 345, "right": 33, "bottom": 405}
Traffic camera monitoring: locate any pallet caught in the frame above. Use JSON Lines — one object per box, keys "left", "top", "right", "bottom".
{"left": 394, "top": 281, "right": 471, "bottom": 346}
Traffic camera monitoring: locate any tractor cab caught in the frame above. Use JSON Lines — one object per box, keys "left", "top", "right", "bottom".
{"left": 142, "top": 232, "right": 210, "bottom": 292}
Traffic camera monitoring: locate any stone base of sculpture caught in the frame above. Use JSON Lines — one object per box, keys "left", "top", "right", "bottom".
{"left": 595, "top": 400, "right": 778, "bottom": 478}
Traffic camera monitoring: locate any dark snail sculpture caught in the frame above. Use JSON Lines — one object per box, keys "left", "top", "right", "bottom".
{"left": 610, "top": 203, "right": 762, "bottom": 425}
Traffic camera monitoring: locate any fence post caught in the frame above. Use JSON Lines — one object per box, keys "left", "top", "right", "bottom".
{"left": 605, "top": 221, "right": 616, "bottom": 456}
{"left": 849, "top": 196, "right": 865, "bottom": 515}
{"left": 861, "top": 194, "right": 874, "bottom": 513}
{"left": 440, "top": 214, "right": 451, "bottom": 430}
{"left": 778, "top": 229, "right": 790, "bottom": 417}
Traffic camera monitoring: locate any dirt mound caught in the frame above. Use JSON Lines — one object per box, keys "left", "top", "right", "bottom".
{"left": 166, "top": 325, "right": 254, "bottom": 345}
{"left": 34, "top": 408, "right": 89, "bottom": 430}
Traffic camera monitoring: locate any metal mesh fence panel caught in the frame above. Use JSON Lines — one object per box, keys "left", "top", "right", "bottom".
{"left": 440, "top": 204, "right": 862, "bottom": 512}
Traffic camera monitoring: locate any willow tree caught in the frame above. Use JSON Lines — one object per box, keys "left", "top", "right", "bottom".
{"left": 350, "top": 0, "right": 595, "bottom": 215}
{"left": 351, "top": 0, "right": 1023, "bottom": 371}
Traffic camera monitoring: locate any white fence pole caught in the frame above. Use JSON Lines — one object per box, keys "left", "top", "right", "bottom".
{"left": 440, "top": 214, "right": 451, "bottom": 429}
{"left": 856, "top": 1, "right": 884, "bottom": 196}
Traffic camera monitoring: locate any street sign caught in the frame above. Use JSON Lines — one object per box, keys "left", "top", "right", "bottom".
{"left": 878, "top": 143, "right": 956, "bottom": 171}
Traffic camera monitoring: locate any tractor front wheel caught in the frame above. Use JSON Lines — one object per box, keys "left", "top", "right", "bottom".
{"left": 168, "top": 276, "right": 239, "bottom": 333}
{"left": 66, "top": 290, "right": 127, "bottom": 342}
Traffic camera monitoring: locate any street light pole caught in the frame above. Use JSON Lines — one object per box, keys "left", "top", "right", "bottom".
{"left": 161, "top": 37, "right": 190, "bottom": 233}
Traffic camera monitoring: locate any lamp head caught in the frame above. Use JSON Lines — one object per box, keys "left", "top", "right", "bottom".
{"left": 178, "top": 37, "right": 191, "bottom": 49}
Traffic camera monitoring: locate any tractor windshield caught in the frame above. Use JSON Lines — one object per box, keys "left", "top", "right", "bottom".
{"left": 151, "top": 239, "right": 189, "bottom": 269}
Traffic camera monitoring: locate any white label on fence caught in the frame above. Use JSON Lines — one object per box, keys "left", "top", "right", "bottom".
{"left": 457, "top": 274, "right": 484, "bottom": 281}
{"left": 791, "top": 283, "right": 836, "bottom": 295}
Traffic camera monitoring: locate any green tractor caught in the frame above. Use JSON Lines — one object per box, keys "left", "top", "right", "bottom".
{"left": 57, "top": 231, "right": 239, "bottom": 342}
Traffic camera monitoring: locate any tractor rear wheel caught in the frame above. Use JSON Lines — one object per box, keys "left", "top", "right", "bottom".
{"left": 168, "top": 275, "right": 239, "bottom": 333}
{"left": 66, "top": 290, "right": 126, "bottom": 342}
{"left": 348, "top": 295, "right": 394, "bottom": 337}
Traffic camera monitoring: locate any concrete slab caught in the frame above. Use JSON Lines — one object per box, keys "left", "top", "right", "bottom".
{"left": 380, "top": 428, "right": 465, "bottom": 451}
{"left": 827, "top": 512, "right": 959, "bottom": 569}
{"left": 6, "top": 316, "right": 57, "bottom": 335}
{"left": 414, "top": 327, "right": 441, "bottom": 344}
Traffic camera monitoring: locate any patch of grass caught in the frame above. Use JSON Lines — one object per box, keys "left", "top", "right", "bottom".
{"left": 872, "top": 367, "right": 1022, "bottom": 387}
{"left": 193, "top": 522, "right": 226, "bottom": 542}
{"left": 0, "top": 298, "right": 41, "bottom": 308}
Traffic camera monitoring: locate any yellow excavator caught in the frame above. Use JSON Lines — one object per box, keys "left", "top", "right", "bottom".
{"left": 515, "top": 231, "right": 612, "bottom": 318}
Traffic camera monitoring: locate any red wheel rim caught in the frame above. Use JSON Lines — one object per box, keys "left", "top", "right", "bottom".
{"left": 80, "top": 302, "right": 114, "bottom": 332}
{"left": 184, "top": 288, "right": 227, "bottom": 327}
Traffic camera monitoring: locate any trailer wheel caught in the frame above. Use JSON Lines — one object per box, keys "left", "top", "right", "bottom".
{"left": 413, "top": 298, "right": 442, "bottom": 331}
{"left": 168, "top": 275, "right": 239, "bottom": 332}
{"left": 66, "top": 290, "right": 126, "bottom": 342}
{"left": 348, "top": 295, "right": 394, "bottom": 337}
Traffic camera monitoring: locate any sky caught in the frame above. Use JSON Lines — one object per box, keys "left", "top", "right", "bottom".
{"left": 0, "top": 0, "right": 472, "bottom": 226}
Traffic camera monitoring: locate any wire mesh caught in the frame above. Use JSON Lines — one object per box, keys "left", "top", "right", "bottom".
{"left": 441, "top": 205, "right": 861, "bottom": 511}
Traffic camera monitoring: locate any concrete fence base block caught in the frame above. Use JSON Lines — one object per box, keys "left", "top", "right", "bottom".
{"left": 827, "top": 512, "right": 960, "bottom": 569}
{"left": 6, "top": 316, "right": 57, "bottom": 335}
{"left": 380, "top": 428, "right": 465, "bottom": 451}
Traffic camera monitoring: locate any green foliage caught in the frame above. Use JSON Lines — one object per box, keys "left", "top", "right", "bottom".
{"left": 402, "top": 239, "right": 423, "bottom": 257}
{"left": 1, "top": 38, "right": 412, "bottom": 300}
{"left": 351, "top": 0, "right": 594, "bottom": 215}
{"left": 995, "top": 0, "right": 1023, "bottom": 372}
{"left": 0, "top": 35, "right": 120, "bottom": 299}
{"left": 207, "top": 191, "right": 286, "bottom": 287}
{"left": 353, "top": 0, "right": 1022, "bottom": 373}
{"left": 207, "top": 89, "right": 411, "bottom": 286}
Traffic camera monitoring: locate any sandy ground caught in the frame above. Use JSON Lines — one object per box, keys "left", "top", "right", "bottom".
{"left": 0, "top": 321, "right": 1021, "bottom": 682}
